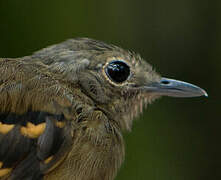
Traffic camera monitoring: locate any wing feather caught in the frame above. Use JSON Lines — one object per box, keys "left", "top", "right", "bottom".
{"left": 0, "top": 58, "right": 74, "bottom": 179}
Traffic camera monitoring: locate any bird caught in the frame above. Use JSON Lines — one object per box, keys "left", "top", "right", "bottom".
{"left": 0, "top": 38, "right": 207, "bottom": 180}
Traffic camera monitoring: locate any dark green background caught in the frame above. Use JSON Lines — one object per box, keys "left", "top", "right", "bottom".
{"left": 0, "top": 0, "right": 220, "bottom": 179}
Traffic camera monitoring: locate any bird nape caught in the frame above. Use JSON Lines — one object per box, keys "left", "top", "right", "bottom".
{"left": 0, "top": 38, "right": 207, "bottom": 180}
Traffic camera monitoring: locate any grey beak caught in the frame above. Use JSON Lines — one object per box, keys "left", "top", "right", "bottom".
{"left": 145, "top": 78, "right": 208, "bottom": 97}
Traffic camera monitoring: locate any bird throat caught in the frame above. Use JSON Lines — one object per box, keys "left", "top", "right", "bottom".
{"left": 117, "top": 90, "right": 159, "bottom": 131}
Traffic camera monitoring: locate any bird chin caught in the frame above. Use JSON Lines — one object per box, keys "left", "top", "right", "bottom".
{"left": 121, "top": 92, "right": 161, "bottom": 131}
{"left": 133, "top": 93, "right": 161, "bottom": 116}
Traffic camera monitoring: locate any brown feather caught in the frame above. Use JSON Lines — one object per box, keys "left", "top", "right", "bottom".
{"left": 0, "top": 38, "right": 162, "bottom": 180}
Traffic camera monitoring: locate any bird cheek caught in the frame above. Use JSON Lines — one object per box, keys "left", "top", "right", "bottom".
{"left": 78, "top": 73, "right": 110, "bottom": 104}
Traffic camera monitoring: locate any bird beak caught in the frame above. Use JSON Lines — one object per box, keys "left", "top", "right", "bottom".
{"left": 144, "top": 77, "right": 208, "bottom": 97}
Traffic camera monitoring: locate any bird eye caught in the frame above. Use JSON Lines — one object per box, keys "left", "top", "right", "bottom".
{"left": 105, "top": 60, "right": 130, "bottom": 83}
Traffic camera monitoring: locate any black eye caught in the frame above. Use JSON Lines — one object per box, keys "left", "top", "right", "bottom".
{"left": 105, "top": 60, "right": 130, "bottom": 83}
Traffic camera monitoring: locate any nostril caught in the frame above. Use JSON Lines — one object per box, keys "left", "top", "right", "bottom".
{"left": 161, "top": 80, "right": 170, "bottom": 85}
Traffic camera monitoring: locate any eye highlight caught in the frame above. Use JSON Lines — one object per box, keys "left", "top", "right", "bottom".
{"left": 105, "top": 60, "right": 130, "bottom": 83}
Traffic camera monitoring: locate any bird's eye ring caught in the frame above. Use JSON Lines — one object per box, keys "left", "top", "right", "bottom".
{"left": 105, "top": 60, "right": 130, "bottom": 83}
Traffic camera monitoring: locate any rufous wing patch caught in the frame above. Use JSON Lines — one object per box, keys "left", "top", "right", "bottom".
{"left": 0, "top": 122, "right": 14, "bottom": 134}
{"left": 0, "top": 161, "right": 12, "bottom": 177}
{"left": 55, "top": 121, "right": 65, "bottom": 128}
{"left": 44, "top": 156, "right": 54, "bottom": 164}
{"left": 0, "top": 168, "right": 12, "bottom": 177}
{"left": 20, "top": 122, "right": 46, "bottom": 138}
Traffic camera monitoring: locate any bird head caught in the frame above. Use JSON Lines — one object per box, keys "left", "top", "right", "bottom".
{"left": 32, "top": 38, "right": 207, "bottom": 131}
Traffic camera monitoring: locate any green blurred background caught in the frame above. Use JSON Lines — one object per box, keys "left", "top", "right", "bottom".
{"left": 0, "top": 0, "right": 220, "bottom": 179}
